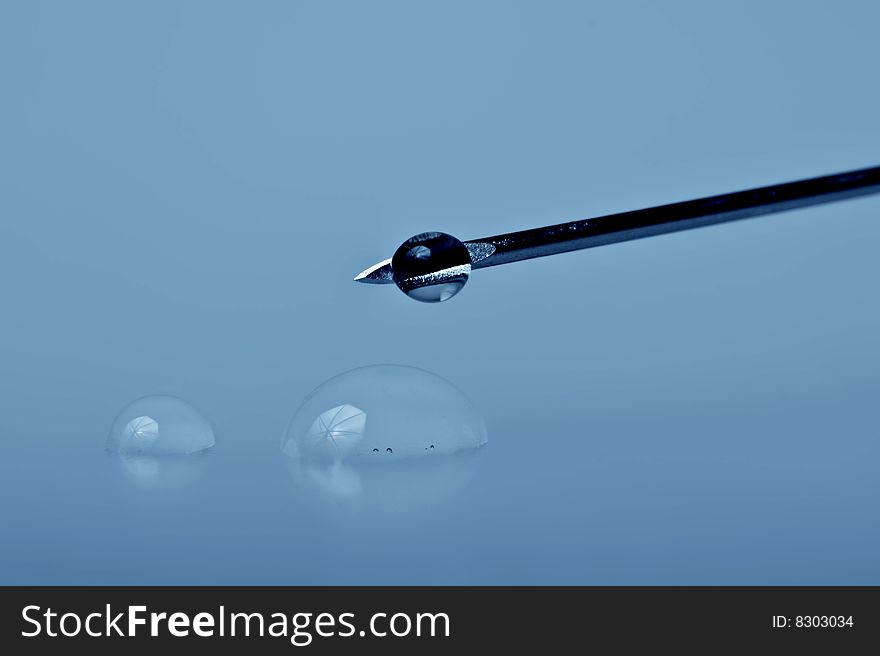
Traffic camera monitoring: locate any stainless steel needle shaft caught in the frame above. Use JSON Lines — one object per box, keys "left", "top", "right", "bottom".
{"left": 355, "top": 165, "right": 880, "bottom": 302}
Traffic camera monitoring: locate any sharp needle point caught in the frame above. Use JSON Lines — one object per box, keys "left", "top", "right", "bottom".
{"left": 353, "top": 258, "right": 394, "bottom": 284}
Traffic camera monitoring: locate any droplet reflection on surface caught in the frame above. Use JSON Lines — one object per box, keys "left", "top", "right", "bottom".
{"left": 282, "top": 365, "right": 487, "bottom": 511}
{"left": 107, "top": 395, "right": 215, "bottom": 488}
{"left": 112, "top": 452, "right": 211, "bottom": 488}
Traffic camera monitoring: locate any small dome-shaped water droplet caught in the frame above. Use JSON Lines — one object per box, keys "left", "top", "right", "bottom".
{"left": 107, "top": 395, "right": 215, "bottom": 455}
{"left": 282, "top": 365, "right": 487, "bottom": 511}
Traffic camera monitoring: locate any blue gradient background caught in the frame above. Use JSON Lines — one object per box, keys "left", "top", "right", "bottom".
{"left": 1, "top": 0, "right": 878, "bottom": 584}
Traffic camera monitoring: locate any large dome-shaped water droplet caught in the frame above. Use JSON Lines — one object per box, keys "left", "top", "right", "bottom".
{"left": 282, "top": 365, "right": 487, "bottom": 511}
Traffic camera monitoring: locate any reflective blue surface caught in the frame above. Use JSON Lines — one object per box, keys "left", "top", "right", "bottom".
{"left": 1, "top": 0, "right": 879, "bottom": 584}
